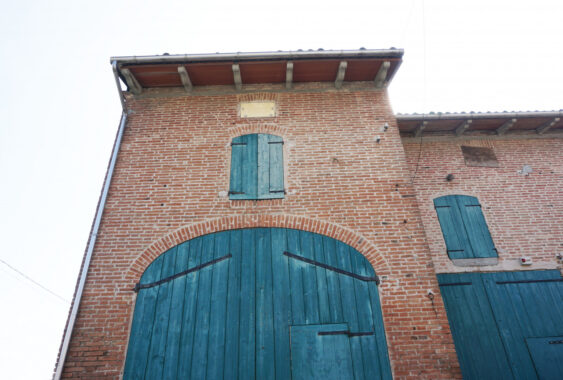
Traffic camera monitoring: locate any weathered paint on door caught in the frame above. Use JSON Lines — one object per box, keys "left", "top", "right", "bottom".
{"left": 123, "top": 228, "right": 391, "bottom": 380}
{"left": 290, "top": 324, "right": 354, "bottom": 380}
{"left": 438, "top": 270, "right": 563, "bottom": 380}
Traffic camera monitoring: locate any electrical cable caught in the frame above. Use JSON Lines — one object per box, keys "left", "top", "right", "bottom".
{"left": 0, "top": 258, "right": 70, "bottom": 304}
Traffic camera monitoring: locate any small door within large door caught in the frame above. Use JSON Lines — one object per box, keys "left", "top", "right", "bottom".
{"left": 526, "top": 337, "right": 563, "bottom": 380}
{"left": 290, "top": 324, "right": 354, "bottom": 380}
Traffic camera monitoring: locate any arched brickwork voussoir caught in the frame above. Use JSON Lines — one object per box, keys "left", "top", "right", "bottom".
{"left": 125, "top": 214, "right": 391, "bottom": 286}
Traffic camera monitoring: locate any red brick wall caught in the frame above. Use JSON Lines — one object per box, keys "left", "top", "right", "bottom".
{"left": 62, "top": 87, "right": 460, "bottom": 379}
{"left": 403, "top": 137, "right": 563, "bottom": 274}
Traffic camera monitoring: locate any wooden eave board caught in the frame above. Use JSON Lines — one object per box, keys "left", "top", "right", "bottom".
{"left": 127, "top": 65, "right": 182, "bottom": 87}
{"left": 122, "top": 58, "right": 399, "bottom": 87}
{"left": 239, "top": 61, "right": 287, "bottom": 84}
{"left": 398, "top": 116, "right": 563, "bottom": 134}
{"left": 344, "top": 59, "right": 399, "bottom": 81}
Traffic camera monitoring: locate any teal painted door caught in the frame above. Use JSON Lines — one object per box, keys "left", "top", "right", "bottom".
{"left": 123, "top": 228, "right": 391, "bottom": 380}
{"left": 526, "top": 337, "right": 563, "bottom": 380}
{"left": 290, "top": 324, "right": 354, "bottom": 380}
{"left": 438, "top": 271, "right": 563, "bottom": 380}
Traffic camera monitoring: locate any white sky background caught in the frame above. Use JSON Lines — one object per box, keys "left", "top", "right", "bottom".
{"left": 0, "top": 0, "right": 561, "bottom": 378}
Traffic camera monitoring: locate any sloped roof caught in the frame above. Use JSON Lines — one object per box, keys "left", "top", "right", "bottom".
{"left": 396, "top": 111, "right": 563, "bottom": 137}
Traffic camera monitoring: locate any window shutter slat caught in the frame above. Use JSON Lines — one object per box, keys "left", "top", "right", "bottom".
{"left": 257, "top": 134, "right": 271, "bottom": 198}
{"left": 267, "top": 135, "right": 284, "bottom": 198}
{"left": 229, "top": 135, "right": 245, "bottom": 197}
{"left": 229, "top": 135, "right": 258, "bottom": 199}
{"left": 456, "top": 196, "right": 497, "bottom": 258}
{"left": 434, "top": 196, "right": 473, "bottom": 259}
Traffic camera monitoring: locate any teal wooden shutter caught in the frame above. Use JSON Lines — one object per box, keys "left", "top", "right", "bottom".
{"left": 434, "top": 196, "right": 473, "bottom": 259}
{"left": 434, "top": 195, "right": 496, "bottom": 259}
{"left": 257, "top": 134, "right": 284, "bottom": 199}
{"left": 230, "top": 134, "right": 284, "bottom": 200}
{"left": 229, "top": 135, "right": 258, "bottom": 199}
{"left": 456, "top": 195, "right": 496, "bottom": 258}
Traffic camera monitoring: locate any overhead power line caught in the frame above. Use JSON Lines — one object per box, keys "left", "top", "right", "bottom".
{"left": 0, "top": 258, "right": 70, "bottom": 304}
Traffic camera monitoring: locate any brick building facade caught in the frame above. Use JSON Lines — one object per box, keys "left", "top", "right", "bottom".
{"left": 54, "top": 50, "right": 563, "bottom": 379}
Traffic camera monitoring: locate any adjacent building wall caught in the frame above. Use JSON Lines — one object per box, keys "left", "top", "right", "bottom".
{"left": 62, "top": 85, "right": 460, "bottom": 379}
{"left": 403, "top": 137, "right": 563, "bottom": 274}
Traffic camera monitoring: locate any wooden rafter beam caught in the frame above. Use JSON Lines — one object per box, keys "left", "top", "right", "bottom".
{"left": 496, "top": 118, "right": 517, "bottom": 135}
{"left": 455, "top": 119, "right": 473, "bottom": 136}
{"left": 536, "top": 117, "right": 560, "bottom": 134}
{"left": 232, "top": 64, "right": 242, "bottom": 91}
{"left": 413, "top": 121, "right": 428, "bottom": 137}
{"left": 374, "top": 61, "right": 390, "bottom": 88}
{"left": 334, "top": 61, "right": 347, "bottom": 89}
{"left": 286, "top": 61, "right": 293, "bottom": 90}
{"left": 177, "top": 66, "right": 193, "bottom": 93}
{"left": 121, "top": 68, "right": 142, "bottom": 95}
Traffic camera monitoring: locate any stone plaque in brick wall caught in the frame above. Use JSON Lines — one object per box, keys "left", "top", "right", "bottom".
{"left": 239, "top": 101, "right": 276, "bottom": 118}
{"left": 461, "top": 146, "right": 499, "bottom": 167}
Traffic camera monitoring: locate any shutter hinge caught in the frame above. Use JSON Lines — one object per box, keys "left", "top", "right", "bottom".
{"left": 269, "top": 189, "right": 286, "bottom": 194}
{"left": 134, "top": 254, "right": 232, "bottom": 292}
{"left": 465, "top": 204, "right": 482, "bottom": 208}
{"left": 231, "top": 142, "right": 247, "bottom": 146}
{"left": 439, "top": 282, "right": 472, "bottom": 287}
{"left": 318, "top": 330, "right": 375, "bottom": 337}
{"left": 434, "top": 205, "right": 451, "bottom": 209}
{"left": 229, "top": 191, "right": 245, "bottom": 195}
{"left": 268, "top": 141, "right": 284, "bottom": 145}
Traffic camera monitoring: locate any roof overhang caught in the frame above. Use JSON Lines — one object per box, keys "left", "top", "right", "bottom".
{"left": 110, "top": 49, "right": 403, "bottom": 94}
{"left": 397, "top": 111, "right": 563, "bottom": 138}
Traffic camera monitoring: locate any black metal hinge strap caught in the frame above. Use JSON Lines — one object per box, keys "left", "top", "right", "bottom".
{"left": 318, "top": 330, "right": 375, "bottom": 337}
{"left": 465, "top": 204, "right": 482, "bottom": 207}
{"left": 439, "top": 282, "right": 472, "bottom": 287}
{"left": 496, "top": 278, "right": 563, "bottom": 285}
{"left": 434, "top": 205, "right": 451, "bottom": 209}
{"left": 134, "top": 254, "right": 232, "bottom": 292}
{"left": 229, "top": 191, "right": 245, "bottom": 195}
{"left": 268, "top": 141, "right": 284, "bottom": 145}
{"left": 231, "top": 142, "right": 247, "bottom": 146}
{"left": 269, "top": 189, "right": 286, "bottom": 193}
{"left": 447, "top": 249, "right": 464, "bottom": 253}
{"left": 284, "top": 251, "right": 380, "bottom": 284}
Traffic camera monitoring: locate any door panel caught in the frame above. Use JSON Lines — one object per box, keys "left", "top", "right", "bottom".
{"left": 526, "top": 337, "right": 563, "bottom": 380}
{"left": 290, "top": 324, "right": 354, "bottom": 380}
{"left": 124, "top": 228, "right": 391, "bottom": 380}
{"left": 438, "top": 271, "right": 563, "bottom": 380}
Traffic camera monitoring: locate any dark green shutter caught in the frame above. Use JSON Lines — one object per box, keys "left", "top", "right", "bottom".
{"left": 434, "top": 195, "right": 496, "bottom": 259}
{"left": 456, "top": 196, "right": 496, "bottom": 258}
{"left": 230, "top": 134, "right": 284, "bottom": 200}
{"left": 229, "top": 135, "right": 258, "bottom": 199}
{"left": 258, "top": 134, "right": 284, "bottom": 199}
{"left": 434, "top": 196, "right": 473, "bottom": 259}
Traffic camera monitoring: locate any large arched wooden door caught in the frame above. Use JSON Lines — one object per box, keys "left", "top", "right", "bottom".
{"left": 124, "top": 228, "right": 391, "bottom": 379}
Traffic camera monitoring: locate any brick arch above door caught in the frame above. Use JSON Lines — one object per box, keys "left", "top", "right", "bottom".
{"left": 125, "top": 214, "right": 391, "bottom": 285}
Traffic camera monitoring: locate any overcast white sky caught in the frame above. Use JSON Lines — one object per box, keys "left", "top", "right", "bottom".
{"left": 0, "top": 0, "right": 561, "bottom": 378}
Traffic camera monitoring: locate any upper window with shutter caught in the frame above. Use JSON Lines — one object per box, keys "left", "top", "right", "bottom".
{"left": 229, "top": 133, "right": 284, "bottom": 200}
{"left": 433, "top": 195, "right": 497, "bottom": 263}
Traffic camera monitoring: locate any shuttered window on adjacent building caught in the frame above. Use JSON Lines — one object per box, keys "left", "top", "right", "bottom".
{"left": 434, "top": 195, "right": 497, "bottom": 261}
{"left": 229, "top": 134, "right": 284, "bottom": 200}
